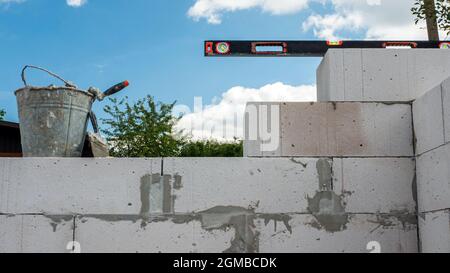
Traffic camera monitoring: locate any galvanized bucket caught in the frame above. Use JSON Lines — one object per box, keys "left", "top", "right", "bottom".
{"left": 15, "top": 66, "right": 128, "bottom": 157}
{"left": 15, "top": 66, "right": 95, "bottom": 157}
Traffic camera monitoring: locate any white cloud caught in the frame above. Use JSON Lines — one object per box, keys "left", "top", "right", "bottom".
{"left": 303, "top": 0, "right": 446, "bottom": 40}
{"left": 188, "top": 0, "right": 309, "bottom": 24}
{"left": 188, "top": 0, "right": 444, "bottom": 39}
{"left": 175, "top": 82, "right": 316, "bottom": 140}
{"left": 66, "top": 0, "right": 87, "bottom": 8}
{"left": 0, "top": 0, "right": 88, "bottom": 8}
{"left": 0, "top": 0, "right": 25, "bottom": 4}
{"left": 302, "top": 12, "right": 364, "bottom": 40}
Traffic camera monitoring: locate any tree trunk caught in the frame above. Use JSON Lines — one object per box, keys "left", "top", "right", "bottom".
{"left": 424, "top": 0, "right": 440, "bottom": 41}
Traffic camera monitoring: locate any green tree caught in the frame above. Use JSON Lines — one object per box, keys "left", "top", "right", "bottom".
{"left": 179, "top": 139, "right": 243, "bottom": 157}
{"left": 101, "top": 95, "right": 244, "bottom": 158}
{"left": 101, "top": 95, "right": 184, "bottom": 157}
{"left": 412, "top": 0, "right": 450, "bottom": 40}
{"left": 0, "top": 109, "right": 5, "bottom": 121}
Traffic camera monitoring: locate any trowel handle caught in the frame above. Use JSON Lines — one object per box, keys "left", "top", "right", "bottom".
{"left": 103, "top": 81, "right": 129, "bottom": 98}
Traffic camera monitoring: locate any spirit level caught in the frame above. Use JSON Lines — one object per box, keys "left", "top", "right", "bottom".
{"left": 204, "top": 40, "right": 447, "bottom": 57}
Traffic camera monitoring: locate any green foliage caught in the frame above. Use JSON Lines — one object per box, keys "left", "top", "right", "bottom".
{"left": 0, "top": 109, "right": 5, "bottom": 121}
{"left": 179, "top": 139, "right": 243, "bottom": 157}
{"left": 101, "top": 96, "right": 243, "bottom": 158}
{"left": 101, "top": 95, "right": 184, "bottom": 157}
{"left": 412, "top": 0, "right": 450, "bottom": 35}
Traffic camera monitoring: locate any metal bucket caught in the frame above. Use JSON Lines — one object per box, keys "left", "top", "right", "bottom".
{"left": 15, "top": 66, "right": 95, "bottom": 157}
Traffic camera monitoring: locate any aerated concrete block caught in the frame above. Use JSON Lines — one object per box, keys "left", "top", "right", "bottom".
{"left": 317, "top": 49, "right": 450, "bottom": 102}
{"left": 0, "top": 157, "right": 415, "bottom": 218}
{"left": 282, "top": 102, "right": 413, "bottom": 157}
{"left": 0, "top": 215, "right": 74, "bottom": 253}
{"left": 244, "top": 102, "right": 413, "bottom": 157}
{"left": 0, "top": 158, "right": 161, "bottom": 215}
{"left": 1, "top": 157, "right": 416, "bottom": 209}
{"left": 257, "top": 214, "right": 417, "bottom": 253}
{"left": 163, "top": 157, "right": 416, "bottom": 215}
{"left": 0, "top": 157, "right": 418, "bottom": 253}
{"left": 416, "top": 143, "right": 450, "bottom": 213}
{"left": 338, "top": 158, "right": 416, "bottom": 214}
{"left": 73, "top": 212, "right": 417, "bottom": 253}
{"left": 419, "top": 210, "right": 450, "bottom": 253}
{"left": 317, "top": 50, "right": 345, "bottom": 102}
{"left": 413, "top": 85, "right": 445, "bottom": 155}
{"left": 409, "top": 49, "right": 450, "bottom": 99}
{"left": 163, "top": 157, "right": 315, "bottom": 214}
{"left": 74, "top": 216, "right": 198, "bottom": 253}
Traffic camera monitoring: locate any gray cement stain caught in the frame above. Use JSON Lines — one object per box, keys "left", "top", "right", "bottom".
{"left": 290, "top": 158, "right": 308, "bottom": 168}
{"left": 196, "top": 206, "right": 259, "bottom": 253}
{"left": 74, "top": 205, "right": 294, "bottom": 253}
{"left": 259, "top": 214, "right": 293, "bottom": 234}
{"left": 43, "top": 215, "right": 74, "bottom": 232}
{"left": 162, "top": 175, "right": 173, "bottom": 214}
{"left": 140, "top": 174, "right": 176, "bottom": 218}
{"left": 379, "top": 210, "right": 418, "bottom": 229}
{"left": 307, "top": 191, "right": 349, "bottom": 232}
{"left": 137, "top": 174, "right": 267, "bottom": 252}
{"left": 139, "top": 174, "right": 152, "bottom": 218}
{"left": 369, "top": 210, "right": 418, "bottom": 233}
{"left": 79, "top": 214, "right": 143, "bottom": 223}
{"left": 307, "top": 159, "right": 349, "bottom": 233}
{"left": 411, "top": 174, "right": 418, "bottom": 211}
{"left": 173, "top": 174, "right": 183, "bottom": 190}
{"left": 316, "top": 159, "right": 333, "bottom": 191}
{"left": 173, "top": 207, "right": 294, "bottom": 253}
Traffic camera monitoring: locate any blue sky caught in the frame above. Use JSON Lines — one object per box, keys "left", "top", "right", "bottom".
{"left": 0, "top": 0, "right": 429, "bottom": 138}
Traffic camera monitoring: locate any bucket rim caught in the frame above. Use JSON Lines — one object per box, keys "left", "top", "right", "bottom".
{"left": 14, "top": 86, "right": 94, "bottom": 98}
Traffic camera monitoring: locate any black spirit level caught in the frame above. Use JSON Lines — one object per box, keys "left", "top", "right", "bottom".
{"left": 205, "top": 40, "right": 450, "bottom": 57}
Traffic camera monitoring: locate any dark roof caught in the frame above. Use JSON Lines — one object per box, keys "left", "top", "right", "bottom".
{"left": 0, "top": 121, "right": 19, "bottom": 129}
{"left": 0, "top": 120, "right": 22, "bottom": 156}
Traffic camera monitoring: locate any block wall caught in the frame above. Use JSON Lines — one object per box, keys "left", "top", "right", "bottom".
{"left": 0, "top": 158, "right": 418, "bottom": 253}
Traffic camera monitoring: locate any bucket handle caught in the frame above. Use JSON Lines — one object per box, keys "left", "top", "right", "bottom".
{"left": 21, "top": 65, "right": 77, "bottom": 88}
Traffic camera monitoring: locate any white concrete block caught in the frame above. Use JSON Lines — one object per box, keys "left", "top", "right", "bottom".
{"left": 317, "top": 49, "right": 450, "bottom": 102}
{"left": 281, "top": 102, "right": 413, "bottom": 157}
{"left": 193, "top": 223, "right": 235, "bottom": 253}
{"left": 258, "top": 214, "right": 418, "bottom": 253}
{"left": 339, "top": 158, "right": 416, "bottom": 214}
{"left": 164, "top": 157, "right": 416, "bottom": 214}
{"left": 74, "top": 216, "right": 197, "bottom": 253}
{"left": 0, "top": 156, "right": 419, "bottom": 253}
{"left": 164, "top": 157, "right": 317, "bottom": 214}
{"left": 0, "top": 215, "right": 73, "bottom": 253}
{"left": 413, "top": 85, "right": 445, "bottom": 155}
{"left": 419, "top": 210, "right": 450, "bottom": 253}
{"left": 361, "top": 49, "right": 410, "bottom": 101}
{"left": 317, "top": 50, "right": 344, "bottom": 102}
{"left": 343, "top": 49, "right": 364, "bottom": 101}
{"left": 416, "top": 143, "right": 450, "bottom": 213}
{"left": 0, "top": 157, "right": 415, "bottom": 217}
{"left": 73, "top": 212, "right": 417, "bottom": 253}
{"left": 409, "top": 49, "right": 450, "bottom": 99}
{"left": 244, "top": 102, "right": 413, "bottom": 157}
{"left": 0, "top": 158, "right": 161, "bottom": 215}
